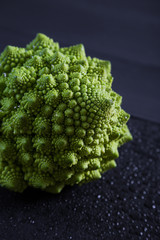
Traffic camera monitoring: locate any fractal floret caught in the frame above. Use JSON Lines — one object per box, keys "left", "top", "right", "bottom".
{"left": 0, "top": 33, "right": 132, "bottom": 193}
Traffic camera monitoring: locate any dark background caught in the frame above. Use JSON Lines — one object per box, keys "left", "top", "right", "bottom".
{"left": 0, "top": 0, "right": 160, "bottom": 122}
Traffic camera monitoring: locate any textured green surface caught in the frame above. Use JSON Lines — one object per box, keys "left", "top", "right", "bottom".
{"left": 0, "top": 33, "right": 132, "bottom": 193}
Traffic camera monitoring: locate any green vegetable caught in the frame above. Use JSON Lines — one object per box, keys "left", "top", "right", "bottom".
{"left": 0, "top": 33, "right": 132, "bottom": 193}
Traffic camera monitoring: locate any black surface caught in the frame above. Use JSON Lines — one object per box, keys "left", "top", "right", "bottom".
{"left": 0, "top": 0, "right": 160, "bottom": 122}
{"left": 0, "top": 116, "right": 160, "bottom": 240}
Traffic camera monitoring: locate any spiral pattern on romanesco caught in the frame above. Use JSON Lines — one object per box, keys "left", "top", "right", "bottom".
{"left": 0, "top": 33, "right": 132, "bottom": 193}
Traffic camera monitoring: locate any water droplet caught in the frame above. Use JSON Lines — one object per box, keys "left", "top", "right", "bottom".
{"left": 30, "top": 220, "right": 35, "bottom": 224}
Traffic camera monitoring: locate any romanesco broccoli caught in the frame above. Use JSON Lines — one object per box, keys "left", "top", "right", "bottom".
{"left": 0, "top": 33, "right": 132, "bottom": 193}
